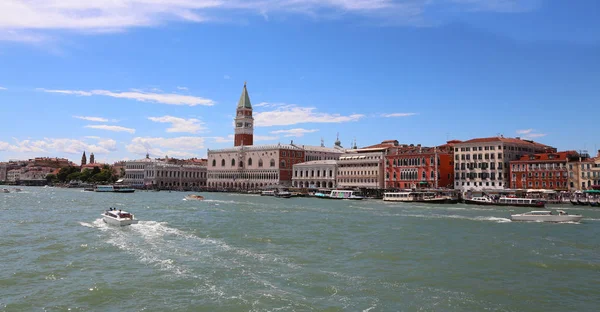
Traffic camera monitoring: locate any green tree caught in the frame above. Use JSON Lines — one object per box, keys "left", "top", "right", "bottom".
{"left": 46, "top": 174, "right": 57, "bottom": 183}
{"left": 80, "top": 169, "right": 92, "bottom": 182}
{"left": 67, "top": 172, "right": 82, "bottom": 182}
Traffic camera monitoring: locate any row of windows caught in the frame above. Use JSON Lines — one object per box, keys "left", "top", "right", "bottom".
{"left": 208, "top": 172, "right": 279, "bottom": 180}
{"left": 146, "top": 171, "right": 206, "bottom": 178}
{"left": 456, "top": 172, "right": 504, "bottom": 180}
{"left": 511, "top": 163, "right": 566, "bottom": 171}
{"left": 212, "top": 158, "right": 276, "bottom": 168}
{"left": 457, "top": 153, "right": 502, "bottom": 161}
{"left": 457, "top": 181, "right": 504, "bottom": 187}
{"left": 339, "top": 170, "right": 378, "bottom": 176}
{"left": 512, "top": 172, "right": 568, "bottom": 179}
{"left": 385, "top": 170, "right": 438, "bottom": 180}
{"left": 513, "top": 181, "right": 568, "bottom": 188}
{"left": 388, "top": 157, "right": 439, "bottom": 167}
{"left": 456, "top": 162, "right": 506, "bottom": 170}
{"left": 294, "top": 169, "right": 334, "bottom": 178}
{"left": 339, "top": 179, "right": 377, "bottom": 184}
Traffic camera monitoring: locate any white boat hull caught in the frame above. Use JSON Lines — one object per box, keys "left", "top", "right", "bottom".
{"left": 510, "top": 215, "right": 582, "bottom": 222}
{"left": 102, "top": 215, "right": 138, "bottom": 226}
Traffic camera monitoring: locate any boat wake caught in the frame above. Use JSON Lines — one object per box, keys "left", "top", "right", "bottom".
{"left": 401, "top": 213, "right": 512, "bottom": 223}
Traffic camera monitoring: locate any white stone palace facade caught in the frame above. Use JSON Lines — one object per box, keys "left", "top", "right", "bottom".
{"left": 124, "top": 155, "right": 207, "bottom": 189}
{"left": 207, "top": 144, "right": 305, "bottom": 189}
{"left": 292, "top": 160, "right": 338, "bottom": 189}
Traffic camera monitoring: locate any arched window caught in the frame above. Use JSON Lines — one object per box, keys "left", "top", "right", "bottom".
{"left": 212, "top": 159, "right": 216, "bottom": 167}
{"left": 248, "top": 158, "right": 253, "bottom": 166}
{"left": 281, "top": 160, "right": 286, "bottom": 168}
{"left": 258, "top": 159, "right": 263, "bottom": 167}
{"left": 422, "top": 171, "right": 426, "bottom": 180}
{"left": 231, "top": 159, "right": 235, "bottom": 167}
{"left": 239, "top": 161, "right": 244, "bottom": 167}
{"left": 393, "top": 172, "right": 397, "bottom": 180}
{"left": 430, "top": 170, "right": 435, "bottom": 179}
{"left": 221, "top": 159, "right": 225, "bottom": 167}
{"left": 270, "top": 159, "right": 275, "bottom": 167}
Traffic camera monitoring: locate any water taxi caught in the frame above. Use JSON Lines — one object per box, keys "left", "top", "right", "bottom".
{"left": 261, "top": 190, "right": 276, "bottom": 196}
{"left": 185, "top": 194, "right": 205, "bottom": 200}
{"left": 510, "top": 210, "right": 582, "bottom": 222}
{"left": 327, "top": 190, "right": 364, "bottom": 200}
{"left": 102, "top": 208, "right": 138, "bottom": 226}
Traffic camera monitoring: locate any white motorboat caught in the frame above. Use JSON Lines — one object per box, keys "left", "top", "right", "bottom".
{"left": 102, "top": 209, "right": 139, "bottom": 226}
{"left": 327, "top": 190, "right": 364, "bottom": 200}
{"left": 510, "top": 210, "right": 582, "bottom": 223}
{"left": 185, "top": 194, "right": 205, "bottom": 200}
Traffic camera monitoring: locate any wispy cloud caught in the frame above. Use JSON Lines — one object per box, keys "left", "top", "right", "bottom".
{"left": 0, "top": 1, "right": 537, "bottom": 42}
{"left": 270, "top": 128, "right": 319, "bottom": 137}
{"left": 126, "top": 136, "right": 204, "bottom": 158}
{"left": 73, "top": 115, "right": 117, "bottom": 122}
{"left": 254, "top": 135, "right": 279, "bottom": 141}
{"left": 516, "top": 129, "right": 533, "bottom": 135}
{"left": 516, "top": 129, "right": 546, "bottom": 139}
{"left": 224, "top": 75, "right": 231, "bottom": 80}
{"left": 41, "top": 88, "right": 215, "bottom": 106}
{"left": 85, "top": 125, "right": 136, "bottom": 134}
{"left": 254, "top": 103, "right": 364, "bottom": 127}
{"left": 148, "top": 115, "right": 205, "bottom": 134}
{"left": 380, "top": 112, "right": 417, "bottom": 118}
{"left": 0, "top": 137, "right": 117, "bottom": 154}
{"left": 177, "top": 86, "right": 188, "bottom": 90}
{"left": 210, "top": 135, "right": 234, "bottom": 144}
{"left": 0, "top": 86, "right": 6, "bottom": 90}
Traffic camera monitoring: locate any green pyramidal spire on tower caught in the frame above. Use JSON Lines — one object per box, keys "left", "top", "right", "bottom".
{"left": 237, "top": 82, "right": 252, "bottom": 109}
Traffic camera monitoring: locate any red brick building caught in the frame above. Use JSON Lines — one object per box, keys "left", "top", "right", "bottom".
{"left": 509, "top": 151, "right": 579, "bottom": 190}
{"left": 385, "top": 141, "right": 458, "bottom": 189}
{"left": 234, "top": 83, "right": 254, "bottom": 147}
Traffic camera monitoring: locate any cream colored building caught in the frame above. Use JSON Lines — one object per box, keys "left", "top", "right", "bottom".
{"left": 144, "top": 162, "right": 207, "bottom": 190}
{"left": 453, "top": 136, "right": 555, "bottom": 191}
{"left": 292, "top": 160, "right": 338, "bottom": 189}
{"left": 574, "top": 151, "right": 600, "bottom": 190}
{"left": 7, "top": 169, "right": 20, "bottom": 182}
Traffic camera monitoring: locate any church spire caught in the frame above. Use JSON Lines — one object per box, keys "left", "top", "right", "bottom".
{"left": 81, "top": 151, "right": 87, "bottom": 166}
{"left": 237, "top": 81, "right": 252, "bottom": 109}
{"left": 89, "top": 153, "right": 95, "bottom": 164}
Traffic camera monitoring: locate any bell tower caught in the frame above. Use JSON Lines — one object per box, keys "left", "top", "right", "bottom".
{"left": 234, "top": 82, "right": 254, "bottom": 146}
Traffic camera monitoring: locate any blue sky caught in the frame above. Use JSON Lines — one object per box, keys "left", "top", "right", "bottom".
{"left": 0, "top": 0, "right": 599, "bottom": 164}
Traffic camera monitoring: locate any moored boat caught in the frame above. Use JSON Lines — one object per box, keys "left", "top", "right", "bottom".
{"left": 274, "top": 191, "right": 292, "bottom": 198}
{"left": 261, "top": 190, "right": 276, "bottom": 196}
{"left": 94, "top": 185, "right": 135, "bottom": 193}
{"left": 102, "top": 208, "right": 139, "bottom": 226}
{"left": 327, "top": 190, "right": 364, "bottom": 200}
{"left": 464, "top": 196, "right": 545, "bottom": 208}
{"left": 510, "top": 210, "right": 582, "bottom": 222}
{"left": 383, "top": 191, "right": 458, "bottom": 204}
{"left": 577, "top": 199, "right": 589, "bottom": 206}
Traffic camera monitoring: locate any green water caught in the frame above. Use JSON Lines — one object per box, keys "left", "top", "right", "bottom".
{"left": 1, "top": 187, "right": 599, "bottom": 311}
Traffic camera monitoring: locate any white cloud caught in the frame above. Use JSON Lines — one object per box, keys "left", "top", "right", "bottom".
{"left": 73, "top": 115, "right": 113, "bottom": 122}
{"left": 516, "top": 129, "right": 533, "bottom": 135}
{"left": 224, "top": 75, "right": 231, "bottom": 80}
{"left": 148, "top": 115, "right": 205, "bottom": 134}
{"left": 254, "top": 135, "right": 279, "bottom": 141}
{"left": 177, "top": 86, "right": 188, "bottom": 90}
{"left": 0, "top": 1, "right": 536, "bottom": 42}
{"left": 254, "top": 103, "right": 364, "bottom": 126}
{"left": 41, "top": 88, "right": 215, "bottom": 106}
{"left": 0, "top": 137, "right": 117, "bottom": 154}
{"left": 270, "top": 128, "right": 319, "bottom": 137}
{"left": 515, "top": 129, "right": 546, "bottom": 139}
{"left": 85, "top": 125, "right": 136, "bottom": 134}
{"left": 210, "top": 135, "right": 234, "bottom": 144}
{"left": 126, "top": 136, "right": 205, "bottom": 158}
{"left": 380, "top": 112, "right": 417, "bottom": 118}
{"left": 0, "top": 86, "right": 6, "bottom": 90}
